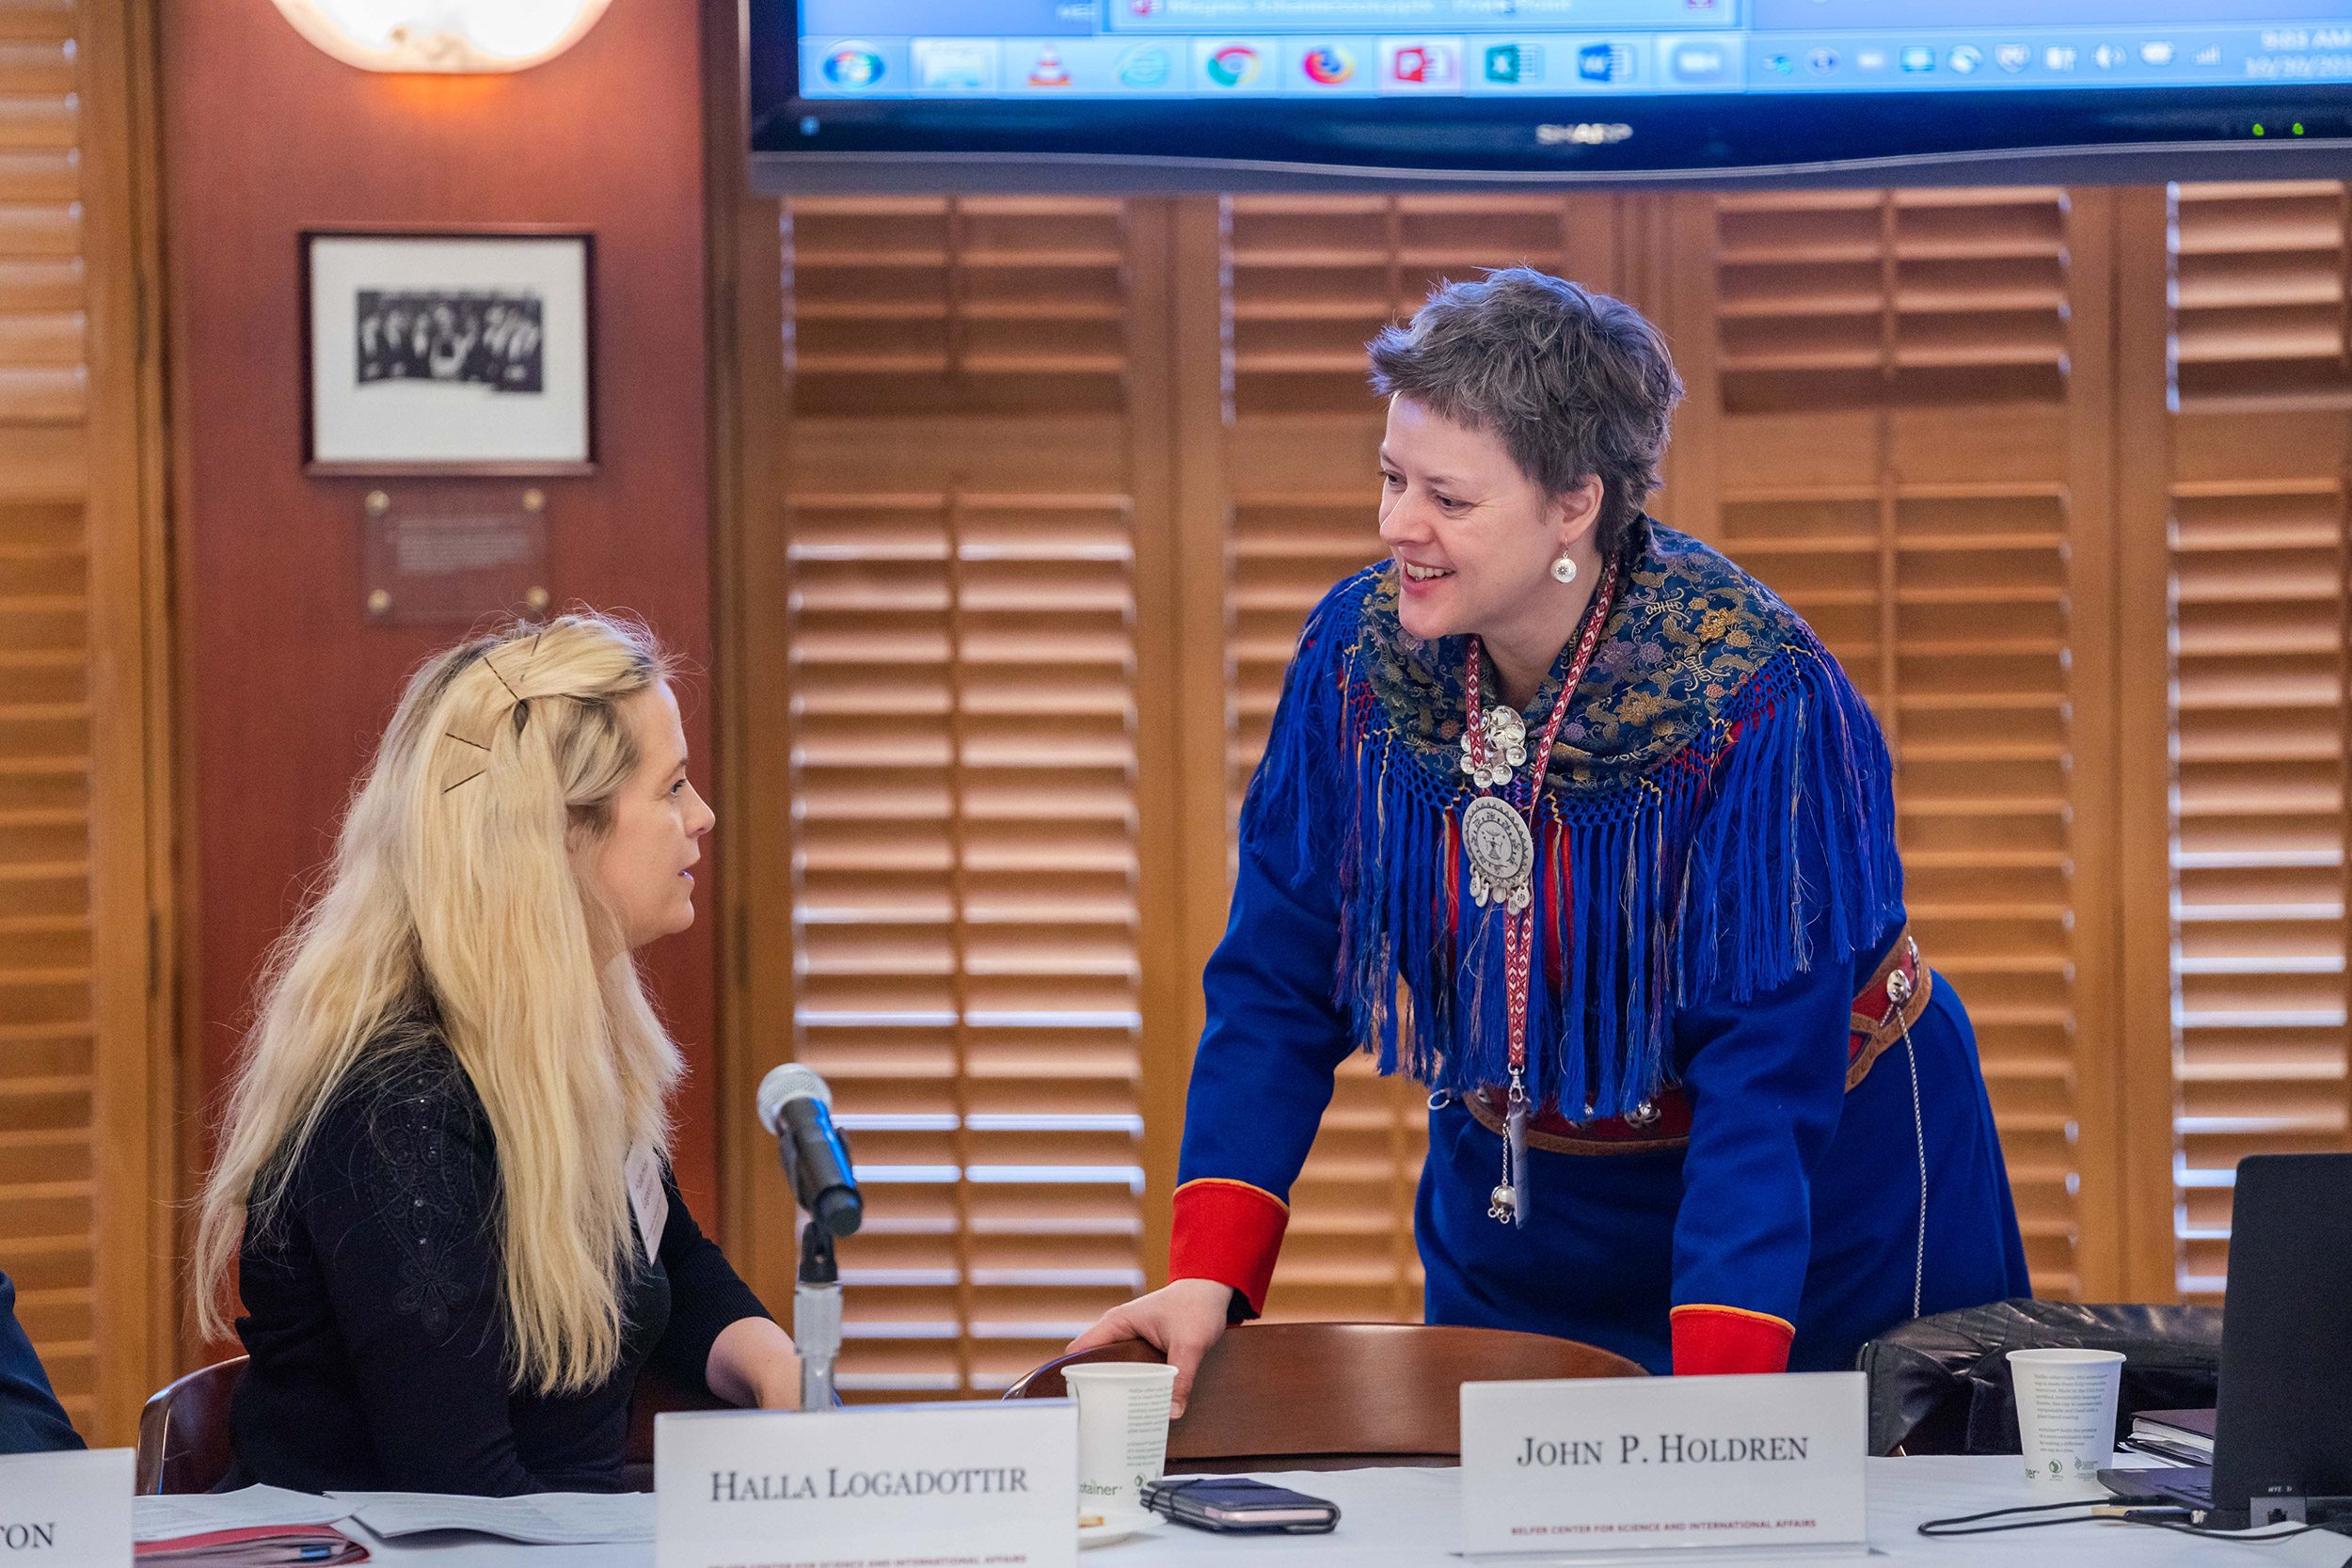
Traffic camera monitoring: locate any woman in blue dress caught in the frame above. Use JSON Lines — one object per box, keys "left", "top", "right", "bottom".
{"left": 1071, "top": 268, "right": 2028, "bottom": 1414}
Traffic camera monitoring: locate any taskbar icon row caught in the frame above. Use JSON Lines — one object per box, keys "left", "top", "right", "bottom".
{"left": 804, "top": 35, "right": 1681, "bottom": 97}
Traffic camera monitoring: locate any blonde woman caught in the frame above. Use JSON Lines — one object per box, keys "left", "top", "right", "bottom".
{"left": 194, "top": 614, "right": 797, "bottom": 1495}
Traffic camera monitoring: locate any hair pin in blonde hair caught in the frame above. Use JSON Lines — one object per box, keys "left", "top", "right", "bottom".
{"left": 483, "top": 633, "right": 539, "bottom": 702}
{"left": 437, "top": 727, "right": 493, "bottom": 794}
{"left": 436, "top": 633, "right": 544, "bottom": 793}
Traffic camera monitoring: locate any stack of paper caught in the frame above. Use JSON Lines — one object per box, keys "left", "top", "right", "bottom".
{"left": 327, "top": 1491, "right": 654, "bottom": 1545}
{"left": 132, "top": 1482, "right": 655, "bottom": 1560}
{"left": 137, "top": 1525, "right": 366, "bottom": 1565}
{"left": 134, "top": 1487, "right": 364, "bottom": 1566}
{"left": 2127, "top": 1407, "right": 2217, "bottom": 1466}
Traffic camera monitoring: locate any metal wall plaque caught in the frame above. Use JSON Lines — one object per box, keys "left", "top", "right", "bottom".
{"left": 361, "top": 483, "right": 550, "bottom": 626}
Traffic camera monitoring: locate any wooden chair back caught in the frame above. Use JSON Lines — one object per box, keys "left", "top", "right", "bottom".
{"left": 136, "top": 1356, "right": 246, "bottom": 1495}
{"left": 135, "top": 1354, "right": 730, "bottom": 1493}
{"left": 1005, "top": 1322, "right": 1646, "bottom": 1470}
{"left": 620, "top": 1360, "right": 732, "bottom": 1490}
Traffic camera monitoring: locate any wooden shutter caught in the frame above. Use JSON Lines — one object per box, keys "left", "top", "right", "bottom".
{"left": 759, "top": 198, "right": 1169, "bottom": 1394}
{"left": 0, "top": 0, "right": 168, "bottom": 1440}
{"left": 1692, "top": 188, "right": 2107, "bottom": 1300}
{"left": 2162, "top": 182, "right": 2352, "bottom": 1300}
{"left": 0, "top": 0, "right": 92, "bottom": 1400}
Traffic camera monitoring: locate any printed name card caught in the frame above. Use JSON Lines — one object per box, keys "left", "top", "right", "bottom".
{"left": 0, "top": 1449, "right": 133, "bottom": 1566}
{"left": 655, "top": 1401, "right": 1077, "bottom": 1568}
{"left": 1460, "top": 1371, "right": 1867, "bottom": 1555}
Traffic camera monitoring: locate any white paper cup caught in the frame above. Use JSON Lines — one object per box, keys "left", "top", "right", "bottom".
{"left": 2009, "top": 1348, "right": 2125, "bottom": 1489}
{"left": 1062, "top": 1362, "right": 1177, "bottom": 1524}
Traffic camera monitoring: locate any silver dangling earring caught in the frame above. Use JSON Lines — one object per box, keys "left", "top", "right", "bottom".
{"left": 1551, "top": 552, "right": 1578, "bottom": 585}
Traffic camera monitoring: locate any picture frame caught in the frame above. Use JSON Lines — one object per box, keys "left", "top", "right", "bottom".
{"left": 302, "top": 229, "right": 596, "bottom": 476}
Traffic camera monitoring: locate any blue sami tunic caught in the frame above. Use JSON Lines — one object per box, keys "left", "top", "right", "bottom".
{"left": 1169, "top": 524, "right": 2029, "bottom": 1375}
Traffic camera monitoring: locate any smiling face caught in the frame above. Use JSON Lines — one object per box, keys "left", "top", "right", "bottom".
{"left": 581, "top": 683, "right": 713, "bottom": 953}
{"left": 1376, "top": 395, "right": 1601, "bottom": 647}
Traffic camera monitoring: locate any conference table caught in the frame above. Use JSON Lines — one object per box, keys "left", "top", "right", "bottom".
{"left": 151, "top": 1456, "right": 2349, "bottom": 1568}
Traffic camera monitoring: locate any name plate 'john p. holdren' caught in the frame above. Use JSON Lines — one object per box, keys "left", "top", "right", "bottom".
{"left": 1460, "top": 1371, "right": 1867, "bottom": 1556}
{"left": 0, "top": 1449, "right": 133, "bottom": 1567}
{"left": 655, "top": 1401, "right": 1077, "bottom": 1568}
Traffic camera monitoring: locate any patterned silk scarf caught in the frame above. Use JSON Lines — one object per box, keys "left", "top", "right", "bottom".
{"left": 1243, "top": 521, "right": 1905, "bottom": 1117}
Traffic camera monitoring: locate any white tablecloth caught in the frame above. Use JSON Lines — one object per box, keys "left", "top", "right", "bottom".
{"left": 146, "top": 1458, "right": 2352, "bottom": 1568}
{"left": 1097, "top": 1460, "right": 2351, "bottom": 1566}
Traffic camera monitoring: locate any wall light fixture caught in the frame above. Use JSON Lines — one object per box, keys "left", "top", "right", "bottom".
{"left": 269, "top": 0, "right": 616, "bottom": 73}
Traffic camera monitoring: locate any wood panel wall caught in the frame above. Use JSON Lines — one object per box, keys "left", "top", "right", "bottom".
{"left": 0, "top": 0, "right": 172, "bottom": 1444}
{"left": 727, "top": 183, "right": 2352, "bottom": 1389}
{"left": 161, "top": 0, "right": 723, "bottom": 1363}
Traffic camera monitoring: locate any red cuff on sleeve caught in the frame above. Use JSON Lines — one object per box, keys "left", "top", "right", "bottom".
{"left": 1671, "top": 1305, "right": 1794, "bottom": 1375}
{"left": 1168, "top": 1178, "right": 1289, "bottom": 1316}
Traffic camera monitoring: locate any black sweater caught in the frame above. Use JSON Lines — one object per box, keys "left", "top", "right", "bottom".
{"left": 226, "top": 1037, "right": 768, "bottom": 1494}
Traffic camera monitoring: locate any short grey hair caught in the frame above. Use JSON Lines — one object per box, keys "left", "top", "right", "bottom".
{"left": 1366, "top": 268, "right": 1684, "bottom": 562}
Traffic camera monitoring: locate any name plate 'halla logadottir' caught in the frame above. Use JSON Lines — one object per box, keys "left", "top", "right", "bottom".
{"left": 656, "top": 1402, "right": 1077, "bottom": 1568}
{"left": 707, "top": 1463, "right": 1036, "bottom": 1502}
{"left": 1460, "top": 1371, "right": 1868, "bottom": 1555}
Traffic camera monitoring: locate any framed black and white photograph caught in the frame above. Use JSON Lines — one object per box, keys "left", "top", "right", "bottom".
{"left": 303, "top": 230, "right": 595, "bottom": 475}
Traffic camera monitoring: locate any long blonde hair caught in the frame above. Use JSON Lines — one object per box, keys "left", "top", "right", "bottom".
{"left": 194, "top": 613, "right": 685, "bottom": 1395}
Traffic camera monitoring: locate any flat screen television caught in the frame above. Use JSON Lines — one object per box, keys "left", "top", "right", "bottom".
{"left": 747, "top": 1, "right": 2352, "bottom": 189}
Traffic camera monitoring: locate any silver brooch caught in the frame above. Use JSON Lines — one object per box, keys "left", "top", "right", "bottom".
{"left": 1458, "top": 704, "right": 1528, "bottom": 789}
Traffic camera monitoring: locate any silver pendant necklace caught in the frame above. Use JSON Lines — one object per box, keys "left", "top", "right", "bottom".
{"left": 1459, "top": 556, "right": 1621, "bottom": 1227}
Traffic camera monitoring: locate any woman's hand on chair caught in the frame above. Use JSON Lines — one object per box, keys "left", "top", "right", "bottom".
{"left": 1064, "top": 1277, "right": 1232, "bottom": 1418}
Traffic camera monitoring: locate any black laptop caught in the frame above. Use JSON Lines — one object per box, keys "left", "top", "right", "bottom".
{"left": 2099, "top": 1152, "right": 2352, "bottom": 1528}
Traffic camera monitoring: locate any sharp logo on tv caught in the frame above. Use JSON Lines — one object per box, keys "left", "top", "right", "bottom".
{"left": 1536, "top": 122, "right": 1634, "bottom": 146}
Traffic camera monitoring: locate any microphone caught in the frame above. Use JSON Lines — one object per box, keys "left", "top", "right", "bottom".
{"left": 757, "top": 1064, "right": 863, "bottom": 1239}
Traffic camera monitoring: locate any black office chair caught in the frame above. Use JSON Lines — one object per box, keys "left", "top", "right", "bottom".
{"left": 1860, "top": 1299, "right": 2222, "bottom": 1456}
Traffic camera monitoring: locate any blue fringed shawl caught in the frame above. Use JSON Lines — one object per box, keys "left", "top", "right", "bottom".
{"left": 1240, "top": 523, "right": 1904, "bottom": 1117}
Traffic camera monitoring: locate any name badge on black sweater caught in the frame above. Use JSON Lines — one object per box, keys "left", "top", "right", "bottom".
{"left": 627, "top": 1144, "right": 666, "bottom": 1263}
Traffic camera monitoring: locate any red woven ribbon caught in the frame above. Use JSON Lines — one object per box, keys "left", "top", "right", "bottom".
{"left": 1463, "top": 557, "right": 1621, "bottom": 1081}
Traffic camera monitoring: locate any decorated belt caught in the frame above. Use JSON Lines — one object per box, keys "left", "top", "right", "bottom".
{"left": 1464, "top": 925, "right": 1930, "bottom": 1156}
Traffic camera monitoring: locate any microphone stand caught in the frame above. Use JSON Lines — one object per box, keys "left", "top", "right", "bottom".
{"left": 796, "top": 1216, "right": 841, "bottom": 1411}
{"left": 771, "top": 1076, "right": 855, "bottom": 1412}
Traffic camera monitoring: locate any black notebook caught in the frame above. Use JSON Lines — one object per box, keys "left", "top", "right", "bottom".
{"left": 2132, "top": 1408, "right": 2217, "bottom": 1453}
